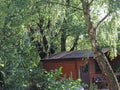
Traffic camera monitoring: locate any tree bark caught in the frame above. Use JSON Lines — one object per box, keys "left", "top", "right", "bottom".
{"left": 60, "top": 0, "right": 70, "bottom": 52}
{"left": 70, "top": 34, "right": 79, "bottom": 51}
{"left": 81, "top": 0, "right": 120, "bottom": 90}
{"left": 61, "top": 28, "right": 66, "bottom": 51}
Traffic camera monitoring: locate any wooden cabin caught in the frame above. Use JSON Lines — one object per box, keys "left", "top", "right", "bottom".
{"left": 41, "top": 48, "right": 120, "bottom": 89}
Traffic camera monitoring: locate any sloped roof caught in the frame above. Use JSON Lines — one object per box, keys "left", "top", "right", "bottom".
{"left": 44, "top": 48, "right": 109, "bottom": 60}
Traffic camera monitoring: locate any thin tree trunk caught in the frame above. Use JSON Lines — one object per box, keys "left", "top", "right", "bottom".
{"left": 60, "top": 0, "right": 70, "bottom": 52}
{"left": 70, "top": 34, "right": 79, "bottom": 51}
{"left": 61, "top": 28, "right": 66, "bottom": 51}
{"left": 81, "top": 0, "right": 120, "bottom": 90}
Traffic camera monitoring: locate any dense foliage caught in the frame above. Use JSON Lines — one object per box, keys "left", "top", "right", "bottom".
{"left": 0, "top": 0, "right": 120, "bottom": 89}
{"left": 0, "top": 0, "right": 88, "bottom": 89}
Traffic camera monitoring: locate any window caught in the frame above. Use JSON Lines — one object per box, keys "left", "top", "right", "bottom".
{"left": 81, "top": 64, "right": 88, "bottom": 73}
{"left": 117, "top": 75, "right": 120, "bottom": 83}
{"left": 95, "top": 61, "right": 102, "bottom": 74}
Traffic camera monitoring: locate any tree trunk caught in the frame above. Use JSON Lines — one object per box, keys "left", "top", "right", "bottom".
{"left": 61, "top": 28, "right": 66, "bottom": 51}
{"left": 70, "top": 34, "right": 79, "bottom": 51}
{"left": 60, "top": 0, "right": 70, "bottom": 52}
{"left": 81, "top": 0, "right": 120, "bottom": 90}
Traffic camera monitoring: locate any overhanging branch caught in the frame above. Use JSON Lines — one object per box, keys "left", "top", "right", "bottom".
{"left": 45, "top": 0, "right": 83, "bottom": 10}
{"left": 89, "top": 0, "right": 95, "bottom": 5}
{"left": 95, "top": 11, "right": 111, "bottom": 30}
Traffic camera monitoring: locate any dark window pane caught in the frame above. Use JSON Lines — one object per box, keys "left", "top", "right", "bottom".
{"left": 81, "top": 64, "right": 88, "bottom": 73}
{"left": 95, "top": 60, "right": 102, "bottom": 74}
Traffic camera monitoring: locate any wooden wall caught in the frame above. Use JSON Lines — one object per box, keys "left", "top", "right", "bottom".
{"left": 42, "top": 55, "right": 119, "bottom": 89}
{"left": 42, "top": 59, "right": 85, "bottom": 80}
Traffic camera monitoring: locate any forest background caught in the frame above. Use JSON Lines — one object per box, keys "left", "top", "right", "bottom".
{"left": 0, "top": 0, "right": 120, "bottom": 90}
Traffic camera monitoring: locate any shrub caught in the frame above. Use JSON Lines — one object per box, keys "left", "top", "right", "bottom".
{"left": 26, "top": 67, "right": 84, "bottom": 90}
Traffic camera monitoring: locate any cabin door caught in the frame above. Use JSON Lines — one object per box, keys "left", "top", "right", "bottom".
{"left": 80, "top": 64, "right": 90, "bottom": 84}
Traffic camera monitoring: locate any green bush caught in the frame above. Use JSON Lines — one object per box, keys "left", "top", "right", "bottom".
{"left": 26, "top": 67, "right": 84, "bottom": 90}
{"left": 4, "top": 65, "right": 84, "bottom": 90}
{"left": 89, "top": 83, "right": 98, "bottom": 90}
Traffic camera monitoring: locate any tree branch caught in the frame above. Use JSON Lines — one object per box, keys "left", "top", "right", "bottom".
{"left": 95, "top": 11, "right": 111, "bottom": 30}
{"left": 70, "top": 34, "right": 79, "bottom": 51}
{"left": 89, "top": 0, "right": 95, "bottom": 5}
{"left": 46, "top": 0, "right": 82, "bottom": 10}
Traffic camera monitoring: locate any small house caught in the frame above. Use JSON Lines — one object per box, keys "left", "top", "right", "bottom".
{"left": 41, "top": 48, "right": 120, "bottom": 89}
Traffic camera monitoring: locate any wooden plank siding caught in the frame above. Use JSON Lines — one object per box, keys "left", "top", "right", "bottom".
{"left": 41, "top": 49, "right": 120, "bottom": 89}
{"left": 42, "top": 59, "right": 85, "bottom": 80}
